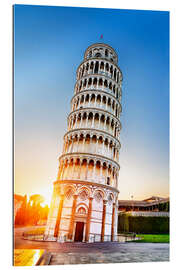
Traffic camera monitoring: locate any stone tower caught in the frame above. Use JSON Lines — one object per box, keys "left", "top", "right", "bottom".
{"left": 45, "top": 43, "right": 122, "bottom": 242}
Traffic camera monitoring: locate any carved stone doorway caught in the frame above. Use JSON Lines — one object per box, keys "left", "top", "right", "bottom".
{"left": 74, "top": 222, "right": 84, "bottom": 242}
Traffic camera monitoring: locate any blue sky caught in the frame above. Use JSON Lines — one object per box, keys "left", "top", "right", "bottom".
{"left": 14, "top": 5, "right": 169, "bottom": 203}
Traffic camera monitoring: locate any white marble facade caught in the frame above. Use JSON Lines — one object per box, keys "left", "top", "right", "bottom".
{"left": 45, "top": 43, "right": 122, "bottom": 242}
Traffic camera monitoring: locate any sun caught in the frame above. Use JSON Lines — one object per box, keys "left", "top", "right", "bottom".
{"left": 39, "top": 186, "right": 53, "bottom": 207}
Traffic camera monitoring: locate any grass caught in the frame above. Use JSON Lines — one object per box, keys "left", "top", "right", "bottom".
{"left": 134, "top": 234, "right": 169, "bottom": 243}
{"left": 23, "top": 227, "right": 45, "bottom": 236}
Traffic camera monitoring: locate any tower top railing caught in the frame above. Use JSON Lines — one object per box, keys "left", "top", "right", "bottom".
{"left": 84, "top": 43, "right": 118, "bottom": 64}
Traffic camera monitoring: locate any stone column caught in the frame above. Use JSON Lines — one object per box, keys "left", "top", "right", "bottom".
{"left": 72, "top": 160, "right": 76, "bottom": 179}
{"left": 54, "top": 194, "right": 64, "bottom": 238}
{"left": 85, "top": 161, "right": 89, "bottom": 180}
{"left": 78, "top": 160, "right": 82, "bottom": 179}
{"left": 68, "top": 194, "right": 78, "bottom": 240}
{"left": 75, "top": 115, "right": 78, "bottom": 129}
{"left": 97, "top": 78, "right": 99, "bottom": 88}
{"left": 103, "top": 119, "right": 106, "bottom": 130}
{"left": 65, "top": 161, "right": 69, "bottom": 180}
{"left": 80, "top": 115, "right": 83, "bottom": 128}
{"left": 61, "top": 162, "right": 65, "bottom": 179}
{"left": 91, "top": 114, "right": 95, "bottom": 128}
{"left": 70, "top": 118, "right": 73, "bottom": 129}
{"left": 107, "top": 142, "right": 110, "bottom": 157}
{"left": 85, "top": 197, "right": 93, "bottom": 242}
{"left": 106, "top": 99, "right": 108, "bottom": 111}
{"left": 101, "top": 199, "right": 107, "bottom": 241}
{"left": 110, "top": 101, "right": 113, "bottom": 113}
{"left": 106, "top": 166, "right": 109, "bottom": 180}
{"left": 63, "top": 140, "right": 67, "bottom": 153}
{"left": 112, "top": 146, "right": 114, "bottom": 160}
{"left": 76, "top": 136, "right": 80, "bottom": 152}
{"left": 82, "top": 137, "right": 85, "bottom": 152}
{"left": 95, "top": 138, "right": 99, "bottom": 155}
{"left": 93, "top": 161, "right": 96, "bottom": 179}
{"left": 94, "top": 95, "right": 97, "bottom": 107}
{"left": 111, "top": 202, "right": 116, "bottom": 241}
{"left": 98, "top": 116, "right": 101, "bottom": 129}
{"left": 56, "top": 163, "right": 61, "bottom": 180}
{"left": 86, "top": 116, "right": 88, "bottom": 127}
{"left": 100, "top": 96, "right": 103, "bottom": 108}
{"left": 66, "top": 140, "right": 69, "bottom": 153}
{"left": 100, "top": 164, "right": 103, "bottom": 183}
{"left": 102, "top": 139, "right": 105, "bottom": 154}
{"left": 83, "top": 96, "right": 86, "bottom": 106}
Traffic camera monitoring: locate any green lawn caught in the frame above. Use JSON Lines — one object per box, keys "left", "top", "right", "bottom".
{"left": 134, "top": 234, "right": 169, "bottom": 243}
{"left": 24, "top": 227, "right": 45, "bottom": 236}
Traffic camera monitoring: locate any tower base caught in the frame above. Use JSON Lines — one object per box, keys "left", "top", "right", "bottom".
{"left": 45, "top": 180, "right": 119, "bottom": 243}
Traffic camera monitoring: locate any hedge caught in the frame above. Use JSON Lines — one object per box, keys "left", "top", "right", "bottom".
{"left": 118, "top": 214, "right": 169, "bottom": 234}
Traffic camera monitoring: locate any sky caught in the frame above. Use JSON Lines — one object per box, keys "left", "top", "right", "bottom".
{"left": 14, "top": 5, "right": 169, "bottom": 205}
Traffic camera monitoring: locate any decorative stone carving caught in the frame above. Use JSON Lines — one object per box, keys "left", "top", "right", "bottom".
{"left": 94, "top": 191, "right": 103, "bottom": 203}
{"left": 77, "top": 207, "right": 86, "bottom": 214}
{"left": 79, "top": 189, "right": 89, "bottom": 201}
{"left": 65, "top": 188, "right": 74, "bottom": 200}
{"left": 108, "top": 193, "right": 113, "bottom": 204}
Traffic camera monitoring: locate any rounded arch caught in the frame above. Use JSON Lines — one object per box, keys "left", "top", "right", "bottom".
{"left": 77, "top": 186, "right": 91, "bottom": 199}
{"left": 64, "top": 184, "right": 76, "bottom": 197}
{"left": 95, "top": 52, "right": 102, "bottom": 58}
{"left": 93, "top": 188, "right": 105, "bottom": 202}
{"left": 76, "top": 203, "right": 88, "bottom": 214}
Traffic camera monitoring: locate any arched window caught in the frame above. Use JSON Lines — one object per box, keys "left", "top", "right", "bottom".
{"left": 100, "top": 62, "right": 104, "bottom": 70}
{"left": 94, "top": 61, "right": 99, "bottom": 74}
{"left": 99, "top": 78, "right": 103, "bottom": 86}
{"left": 110, "top": 66, "right": 113, "bottom": 76}
{"left": 93, "top": 78, "right": 97, "bottom": 86}
{"left": 117, "top": 72, "right": 119, "bottom": 83}
{"left": 94, "top": 191, "right": 103, "bottom": 202}
{"left": 90, "top": 62, "right": 94, "bottom": 70}
{"left": 65, "top": 188, "right": 74, "bottom": 200}
{"left": 109, "top": 82, "right": 112, "bottom": 90}
{"left": 95, "top": 52, "right": 102, "bottom": 58}
{"left": 79, "top": 189, "right": 89, "bottom": 201}
{"left": 114, "top": 69, "right": 117, "bottom": 80}
{"left": 88, "top": 78, "right": 92, "bottom": 87}
{"left": 105, "top": 49, "right": 108, "bottom": 57}
{"left": 106, "top": 63, "right": 109, "bottom": 72}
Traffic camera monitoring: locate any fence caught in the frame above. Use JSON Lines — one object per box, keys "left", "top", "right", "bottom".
{"left": 23, "top": 231, "right": 136, "bottom": 243}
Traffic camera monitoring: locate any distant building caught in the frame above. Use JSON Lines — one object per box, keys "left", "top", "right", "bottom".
{"left": 118, "top": 196, "right": 169, "bottom": 216}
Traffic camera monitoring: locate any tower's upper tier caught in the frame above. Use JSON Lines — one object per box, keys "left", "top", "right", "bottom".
{"left": 84, "top": 43, "right": 118, "bottom": 64}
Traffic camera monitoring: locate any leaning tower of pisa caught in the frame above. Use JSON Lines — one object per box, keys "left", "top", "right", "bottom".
{"left": 45, "top": 43, "right": 122, "bottom": 242}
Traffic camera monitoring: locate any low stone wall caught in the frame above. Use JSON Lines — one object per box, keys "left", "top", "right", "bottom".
{"left": 130, "top": 211, "right": 169, "bottom": 217}
{"left": 23, "top": 232, "right": 136, "bottom": 243}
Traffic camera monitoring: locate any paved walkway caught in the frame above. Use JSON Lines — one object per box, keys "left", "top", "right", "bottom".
{"left": 49, "top": 242, "right": 169, "bottom": 264}
{"left": 14, "top": 227, "right": 169, "bottom": 265}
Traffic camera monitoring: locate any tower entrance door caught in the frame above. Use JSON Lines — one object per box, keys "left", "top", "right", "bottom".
{"left": 74, "top": 222, "right": 84, "bottom": 242}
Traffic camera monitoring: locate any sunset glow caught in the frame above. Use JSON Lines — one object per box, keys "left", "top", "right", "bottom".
{"left": 14, "top": 6, "right": 169, "bottom": 201}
